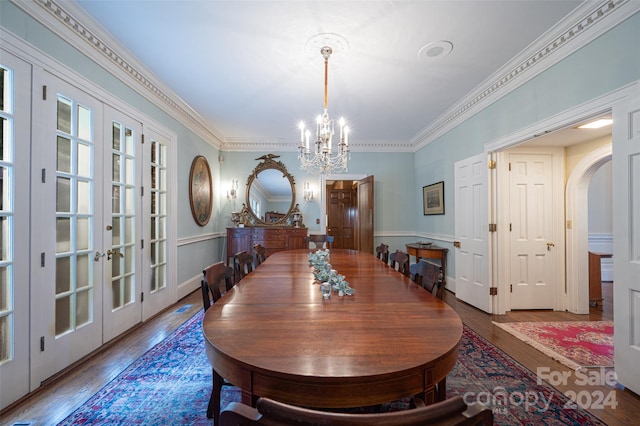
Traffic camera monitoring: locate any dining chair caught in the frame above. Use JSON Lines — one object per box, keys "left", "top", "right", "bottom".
{"left": 219, "top": 395, "right": 493, "bottom": 426}
{"left": 201, "top": 262, "right": 234, "bottom": 311}
{"left": 375, "top": 243, "right": 389, "bottom": 264}
{"left": 389, "top": 250, "right": 411, "bottom": 277}
{"left": 201, "top": 261, "right": 235, "bottom": 420}
{"left": 233, "top": 250, "right": 254, "bottom": 283}
{"left": 253, "top": 244, "right": 267, "bottom": 266}
{"left": 304, "top": 234, "right": 334, "bottom": 249}
{"left": 410, "top": 260, "right": 445, "bottom": 299}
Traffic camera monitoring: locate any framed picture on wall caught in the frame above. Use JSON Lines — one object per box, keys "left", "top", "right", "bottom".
{"left": 189, "top": 155, "right": 213, "bottom": 226}
{"left": 423, "top": 181, "right": 444, "bottom": 215}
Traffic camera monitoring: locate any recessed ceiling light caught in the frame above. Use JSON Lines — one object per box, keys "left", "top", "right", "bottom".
{"left": 417, "top": 41, "right": 453, "bottom": 60}
{"left": 578, "top": 118, "right": 613, "bottom": 129}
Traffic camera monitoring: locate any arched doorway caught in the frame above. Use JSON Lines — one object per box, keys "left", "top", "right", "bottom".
{"left": 565, "top": 144, "right": 612, "bottom": 314}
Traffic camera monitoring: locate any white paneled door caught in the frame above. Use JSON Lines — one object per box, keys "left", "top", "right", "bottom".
{"left": 612, "top": 88, "right": 640, "bottom": 395}
{"left": 508, "top": 153, "right": 556, "bottom": 309}
{"left": 454, "top": 153, "right": 491, "bottom": 313}
{"left": 0, "top": 51, "right": 31, "bottom": 409}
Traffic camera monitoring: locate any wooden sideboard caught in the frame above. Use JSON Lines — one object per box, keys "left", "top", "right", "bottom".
{"left": 226, "top": 227, "right": 307, "bottom": 263}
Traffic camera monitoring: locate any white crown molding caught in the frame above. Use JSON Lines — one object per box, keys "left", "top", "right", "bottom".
{"left": 12, "top": 0, "right": 224, "bottom": 149}
{"left": 220, "top": 137, "right": 414, "bottom": 153}
{"left": 412, "top": 0, "right": 639, "bottom": 152}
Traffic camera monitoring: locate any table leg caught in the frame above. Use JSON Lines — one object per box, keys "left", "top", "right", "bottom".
{"left": 207, "top": 369, "right": 223, "bottom": 421}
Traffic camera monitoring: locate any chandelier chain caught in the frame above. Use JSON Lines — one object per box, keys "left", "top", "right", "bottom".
{"left": 298, "top": 46, "right": 350, "bottom": 174}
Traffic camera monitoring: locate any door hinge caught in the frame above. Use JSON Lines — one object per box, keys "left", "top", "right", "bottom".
{"left": 510, "top": 284, "right": 513, "bottom": 293}
{"left": 141, "top": 133, "right": 145, "bottom": 144}
{"left": 488, "top": 160, "right": 496, "bottom": 169}
{"left": 141, "top": 239, "right": 144, "bottom": 249}
{"left": 488, "top": 223, "right": 497, "bottom": 232}
{"left": 40, "top": 336, "right": 45, "bottom": 352}
{"left": 42, "top": 168, "right": 46, "bottom": 183}
{"left": 509, "top": 223, "right": 512, "bottom": 232}
{"left": 141, "top": 186, "right": 144, "bottom": 197}
{"left": 41, "top": 252, "right": 45, "bottom": 267}
{"left": 141, "top": 292, "right": 144, "bottom": 303}
{"left": 509, "top": 162, "right": 512, "bottom": 171}
{"left": 489, "top": 287, "right": 498, "bottom": 296}
{"left": 42, "top": 85, "right": 47, "bottom": 100}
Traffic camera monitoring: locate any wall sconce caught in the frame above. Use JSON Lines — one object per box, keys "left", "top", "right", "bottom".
{"left": 227, "top": 179, "right": 238, "bottom": 201}
{"left": 303, "top": 182, "right": 314, "bottom": 202}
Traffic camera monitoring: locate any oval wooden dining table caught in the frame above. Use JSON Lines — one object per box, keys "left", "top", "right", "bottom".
{"left": 202, "top": 249, "right": 463, "bottom": 422}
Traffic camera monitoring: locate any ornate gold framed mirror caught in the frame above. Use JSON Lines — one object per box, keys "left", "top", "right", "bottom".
{"left": 243, "top": 154, "right": 297, "bottom": 226}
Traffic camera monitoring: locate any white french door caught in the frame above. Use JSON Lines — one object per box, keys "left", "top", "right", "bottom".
{"left": 612, "top": 87, "right": 640, "bottom": 395}
{"left": 141, "top": 127, "right": 173, "bottom": 319}
{"left": 0, "top": 51, "right": 31, "bottom": 409}
{"left": 454, "top": 152, "right": 491, "bottom": 313}
{"left": 101, "top": 106, "right": 142, "bottom": 342}
{"left": 31, "top": 70, "right": 105, "bottom": 384}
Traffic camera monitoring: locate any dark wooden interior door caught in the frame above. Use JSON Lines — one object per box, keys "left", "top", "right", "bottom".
{"left": 326, "top": 182, "right": 356, "bottom": 249}
{"left": 326, "top": 176, "right": 374, "bottom": 252}
{"left": 357, "top": 175, "right": 374, "bottom": 254}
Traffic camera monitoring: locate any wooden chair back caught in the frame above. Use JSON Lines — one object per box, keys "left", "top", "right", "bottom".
{"left": 304, "top": 234, "right": 334, "bottom": 249}
{"left": 410, "top": 260, "right": 444, "bottom": 299}
{"left": 253, "top": 244, "right": 267, "bottom": 266}
{"left": 201, "top": 262, "right": 234, "bottom": 311}
{"left": 375, "top": 243, "right": 389, "bottom": 264}
{"left": 389, "top": 250, "right": 410, "bottom": 277}
{"left": 234, "top": 250, "right": 254, "bottom": 283}
{"left": 219, "top": 396, "right": 493, "bottom": 426}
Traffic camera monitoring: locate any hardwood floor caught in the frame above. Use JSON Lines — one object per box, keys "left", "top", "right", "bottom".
{"left": 2, "top": 281, "right": 637, "bottom": 425}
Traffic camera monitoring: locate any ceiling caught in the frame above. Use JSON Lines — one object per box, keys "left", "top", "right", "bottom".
{"left": 71, "top": 0, "right": 593, "bottom": 151}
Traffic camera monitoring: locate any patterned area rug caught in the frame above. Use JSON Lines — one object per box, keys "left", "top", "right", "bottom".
{"left": 58, "top": 311, "right": 606, "bottom": 425}
{"left": 492, "top": 321, "right": 614, "bottom": 371}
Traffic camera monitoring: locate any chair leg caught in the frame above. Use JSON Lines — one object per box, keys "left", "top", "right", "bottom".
{"left": 207, "top": 368, "right": 223, "bottom": 421}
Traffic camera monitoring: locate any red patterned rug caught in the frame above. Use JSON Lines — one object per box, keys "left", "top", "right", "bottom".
{"left": 492, "top": 321, "right": 614, "bottom": 370}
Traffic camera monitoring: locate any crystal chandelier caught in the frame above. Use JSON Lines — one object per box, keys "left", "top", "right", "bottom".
{"left": 298, "top": 46, "right": 350, "bottom": 174}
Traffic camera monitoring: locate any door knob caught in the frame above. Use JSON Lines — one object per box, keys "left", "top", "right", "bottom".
{"left": 546, "top": 242, "right": 555, "bottom": 251}
{"left": 94, "top": 251, "right": 106, "bottom": 262}
{"left": 453, "top": 241, "right": 461, "bottom": 248}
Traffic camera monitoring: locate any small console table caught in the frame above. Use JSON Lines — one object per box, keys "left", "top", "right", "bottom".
{"left": 405, "top": 243, "right": 449, "bottom": 289}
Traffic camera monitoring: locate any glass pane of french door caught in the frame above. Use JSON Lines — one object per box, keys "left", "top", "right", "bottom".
{"left": 110, "top": 121, "right": 135, "bottom": 310}
{"left": 149, "top": 139, "right": 167, "bottom": 293}
{"left": 55, "top": 96, "right": 95, "bottom": 336}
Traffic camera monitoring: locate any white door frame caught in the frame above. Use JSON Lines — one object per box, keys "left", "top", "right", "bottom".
{"left": 565, "top": 144, "right": 612, "bottom": 314}
{"left": 485, "top": 83, "right": 635, "bottom": 314}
